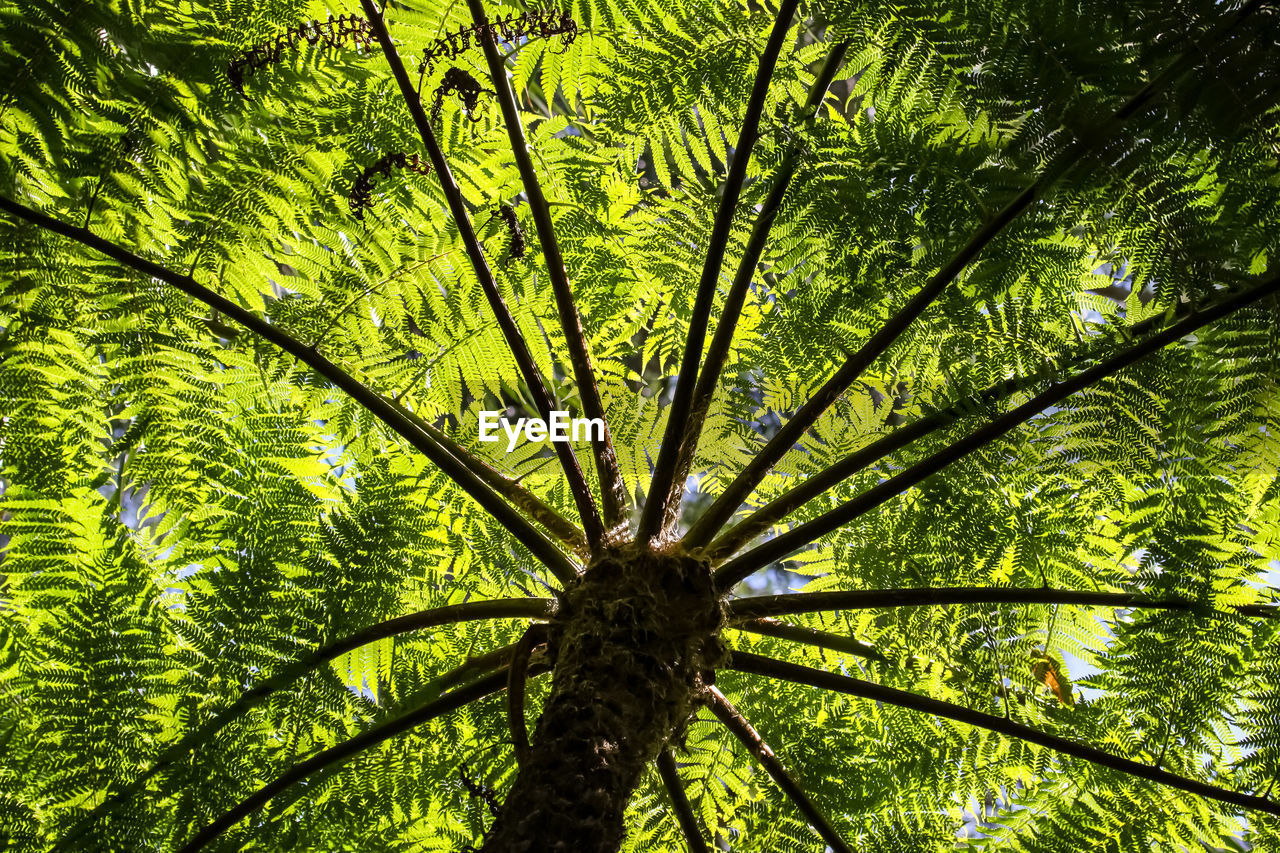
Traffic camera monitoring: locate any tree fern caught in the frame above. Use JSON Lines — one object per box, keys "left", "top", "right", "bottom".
{"left": 2, "top": 0, "right": 1279, "bottom": 850}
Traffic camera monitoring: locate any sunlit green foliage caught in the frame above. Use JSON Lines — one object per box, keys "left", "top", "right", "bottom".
{"left": 2, "top": 0, "right": 1279, "bottom": 850}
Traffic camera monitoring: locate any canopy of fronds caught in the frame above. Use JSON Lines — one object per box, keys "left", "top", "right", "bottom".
{"left": 1, "top": 0, "right": 1279, "bottom": 850}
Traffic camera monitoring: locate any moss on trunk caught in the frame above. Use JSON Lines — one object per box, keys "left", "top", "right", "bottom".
{"left": 480, "top": 549, "right": 724, "bottom": 853}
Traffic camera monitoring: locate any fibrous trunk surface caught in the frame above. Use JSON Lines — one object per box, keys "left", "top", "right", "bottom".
{"left": 481, "top": 550, "right": 724, "bottom": 853}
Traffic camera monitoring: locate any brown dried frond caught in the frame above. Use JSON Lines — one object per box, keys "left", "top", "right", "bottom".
{"left": 417, "top": 9, "right": 578, "bottom": 78}
{"left": 431, "top": 67, "right": 490, "bottom": 123}
{"left": 1030, "top": 651, "right": 1075, "bottom": 706}
{"left": 228, "top": 14, "right": 374, "bottom": 96}
{"left": 349, "top": 153, "right": 432, "bottom": 220}
{"left": 459, "top": 763, "right": 502, "bottom": 817}
{"left": 491, "top": 204, "right": 526, "bottom": 259}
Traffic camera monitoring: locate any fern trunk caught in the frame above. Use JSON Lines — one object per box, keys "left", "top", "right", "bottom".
{"left": 481, "top": 550, "right": 725, "bottom": 852}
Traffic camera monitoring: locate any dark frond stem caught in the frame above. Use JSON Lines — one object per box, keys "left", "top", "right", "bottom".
{"left": 0, "top": 195, "right": 578, "bottom": 583}
{"left": 390, "top": 401, "right": 587, "bottom": 554}
{"left": 663, "top": 41, "right": 850, "bottom": 542}
{"left": 359, "top": 0, "right": 605, "bottom": 549}
{"left": 250, "top": 650, "right": 513, "bottom": 832}
{"left": 685, "top": 2, "right": 1265, "bottom": 549}
{"left": 637, "top": 0, "right": 802, "bottom": 545}
{"left": 730, "top": 588, "right": 1229, "bottom": 619}
{"left": 177, "top": 666, "right": 548, "bottom": 852}
{"left": 51, "top": 599, "right": 551, "bottom": 848}
{"left": 656, "top": 750, "right": 709, "bottom": 853}
{"left": 687, "top": 194, "right": 1053, "bottom": 549}
{"left": 705, "top": 687, "right": 852, "bottom": 853}
{"left": 734, "top": 617, "right": 887, "bottom": 663}
{"left": 507, "top": 623, "right": 548, "bottom": 767}
{"left": 424, "top": 643, "right": 524, "bottom": 694}
{"left": 465, "top": 0, "right": 629, "bottom": 530}
{"left": 83, "top": 177, "right": 105, "bottom": 230}
{"left": 705, "top": 295, "right": 1216, "bottom": 560}
{"left": 716, "top": 273, "right": 1280, "bottom": 587}
{"left": 728, "top": 651, "right": 1280, "bottom": 818}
